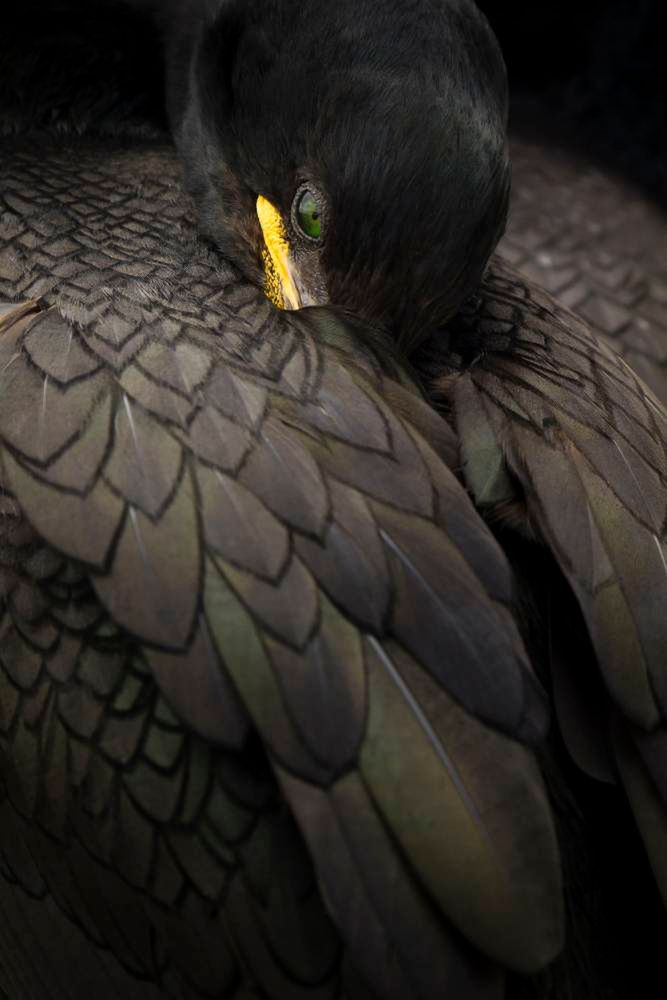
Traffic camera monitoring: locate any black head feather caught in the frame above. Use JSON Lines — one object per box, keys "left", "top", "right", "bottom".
{"left": 179, "top": 0, "right": 510, "bottom": 352}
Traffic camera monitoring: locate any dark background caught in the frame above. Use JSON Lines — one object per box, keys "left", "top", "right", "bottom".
{"left": 479, "top": 0, "right": 667, "bottom": 203}
{"left": 2, "top": 0, "right": 666, "bottom": 203}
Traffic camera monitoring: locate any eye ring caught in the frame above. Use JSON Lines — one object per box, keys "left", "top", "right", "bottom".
{"left": 292, "top": 184, "right": 325, "bottom": 243}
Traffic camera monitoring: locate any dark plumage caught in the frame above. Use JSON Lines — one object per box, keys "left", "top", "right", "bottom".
{"left": 1, "top": 3, "right": 667, "bottom": 1000}
{"left": 164, "top": 0, "right": 510, "bottom": 347}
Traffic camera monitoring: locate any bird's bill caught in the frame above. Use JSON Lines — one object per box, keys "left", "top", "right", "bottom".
{"left": 256, "top": 195, "right": 301, "bottom": 310}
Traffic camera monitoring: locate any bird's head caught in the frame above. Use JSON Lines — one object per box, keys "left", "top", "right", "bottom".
{"left": 182, "top": 0, "right": 510, "bottom": 352}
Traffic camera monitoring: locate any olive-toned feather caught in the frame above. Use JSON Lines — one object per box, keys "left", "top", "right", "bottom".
{"left": 430, "top": 257, "right": 667, "bottom": 910}
{"left": 3, "top": 131, "right": 667, "bottom": 998}
{"left": 0, "top": 145, "right": 567, "bottom": 997}
{"left": 0, "top": 292, "right": 560, "bottom": 982}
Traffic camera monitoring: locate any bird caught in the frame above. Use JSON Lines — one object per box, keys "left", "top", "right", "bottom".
{"left": 0, "top": 1, "right": 666, "bottom": 999}
{"left": 159, "top": 0, "right": 511, "bottom": 350}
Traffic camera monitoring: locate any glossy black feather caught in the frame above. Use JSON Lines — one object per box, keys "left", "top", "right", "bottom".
{"left": 2, "top": 5, "right": 667, "bottom": 993}
{"left": 426, "top": 257, "right": 667, "bottom": 922}
{"left": 0, "top": 139, "right": 566, "bottom": 997}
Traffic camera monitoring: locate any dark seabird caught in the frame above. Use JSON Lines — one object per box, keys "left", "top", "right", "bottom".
{"left": 0, "top": 1, "right": 665, "bottom": 998}
{"left": 160, "top": 0, "right": 510, "bottom": 348}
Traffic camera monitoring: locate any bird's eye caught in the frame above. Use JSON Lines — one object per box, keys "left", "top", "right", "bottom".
{"left": 294, "top": 187, "right": 323, "bottom": 241}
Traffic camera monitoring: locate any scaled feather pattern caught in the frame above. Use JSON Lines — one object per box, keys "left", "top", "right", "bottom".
{"left": 0, "top": 141, "right": 565, "bottom": 999}
{"left": 0, "top": 123, "right": 666, "bottom": 1000}
{"left": 427, "top": 258, "right": 667, "bottom": 909}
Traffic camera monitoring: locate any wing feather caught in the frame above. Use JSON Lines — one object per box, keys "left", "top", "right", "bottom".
{"left": 0, "top": 296, "right": 564, "bottom": 992}
{"left": 437, "top": 258, "right": 667, "bottom": 910}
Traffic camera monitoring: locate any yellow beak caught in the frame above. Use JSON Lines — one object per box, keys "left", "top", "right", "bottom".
{"left": 256, "top": 196, "right": 301, "bottom": 310}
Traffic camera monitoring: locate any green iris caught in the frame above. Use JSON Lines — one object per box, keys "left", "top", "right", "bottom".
{"left": 296, "top": 189, "right": 322, "bottom": 240}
